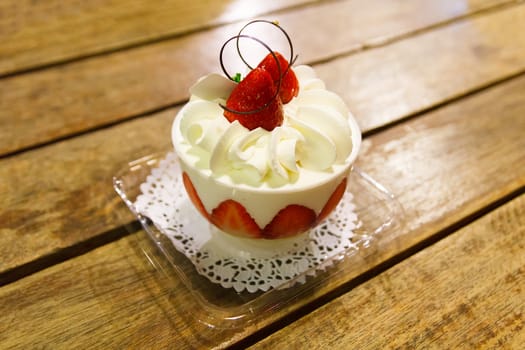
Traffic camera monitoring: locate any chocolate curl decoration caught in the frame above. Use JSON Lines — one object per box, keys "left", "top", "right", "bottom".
{"left": 218, "top": 20, "right": 298, "bottom": 116}
{"left": 219, "top": 35, "right": 282, "bottom": 115}
{"left": 236, "top": 19, "right": 297, "bottom": 72}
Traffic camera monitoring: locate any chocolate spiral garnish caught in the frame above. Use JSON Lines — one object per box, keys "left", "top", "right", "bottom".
{"left": 218, "top": 20, "right": 298, "bottom": 116}
{"left": 219, "top": 34, "right": 282, "bottom": 115}
{"left": 236, "top": 20, "right": 297, "bottom": 72}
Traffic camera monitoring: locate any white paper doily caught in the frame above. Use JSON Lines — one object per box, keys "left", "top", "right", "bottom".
{"left": 135, "top": 152, "right": 360, "bottom": 293}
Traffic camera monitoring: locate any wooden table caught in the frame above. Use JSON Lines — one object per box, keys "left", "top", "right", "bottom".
{"left": 1, "top": 1, "right": 524, "bottom": 348}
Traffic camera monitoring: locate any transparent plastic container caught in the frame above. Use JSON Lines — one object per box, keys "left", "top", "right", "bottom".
{"left": 113, "top": 152, "right": 403, "bottom": 328}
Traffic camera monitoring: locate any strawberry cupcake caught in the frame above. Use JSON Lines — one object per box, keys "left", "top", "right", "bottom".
{"left": 172, "top": 20, "right": 361, "bottom": 239}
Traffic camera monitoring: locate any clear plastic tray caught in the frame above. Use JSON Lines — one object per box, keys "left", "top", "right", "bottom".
{"left": 113, "top": 152, "right": 403, "bottom": 328}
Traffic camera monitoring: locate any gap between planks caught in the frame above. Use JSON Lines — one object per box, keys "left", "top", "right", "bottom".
{"left": 306, "top": 0, "right": 521, "bottom": 67}
{"left": 363, "top": 69, "right": 525, "bottom": 138}
{"left": 0, "top": 221, "right": 141, "bottom": 286}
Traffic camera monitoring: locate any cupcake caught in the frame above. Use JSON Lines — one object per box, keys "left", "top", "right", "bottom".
{"left": 172, "top": 20, "right": 361, "bottom": 239}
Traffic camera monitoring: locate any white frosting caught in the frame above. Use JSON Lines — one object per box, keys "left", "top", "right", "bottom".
{"left": 172, "top": 64, "right": 361, "bottom": 228}
{"left": 173, "top": 65, "right": 360, "bottom": 188}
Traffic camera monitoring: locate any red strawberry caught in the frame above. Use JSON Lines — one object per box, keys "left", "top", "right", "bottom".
{"left": 211, "top": 199, "right": 261, "bottom": 238}
{"left": 182, "top": 172, "right": 211, "bottom": 220}
{"left": 224, "top": 67, "right": 283, "bottom": 131}
{"left": 257, "top": 52, "right": 299, "bottom": 104}
{"left": 262, "top": 204, "right": 316, "bottom": 239}
{"left": 317, "top": 177, "right": 347, "bottom": 223}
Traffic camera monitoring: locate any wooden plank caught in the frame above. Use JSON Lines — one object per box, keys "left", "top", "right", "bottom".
{"left": 1, "top": 69, "right": 524, "bottom": 349}
{"left": 1, "top": 4, "right": 525, "bottom": 276}
{"left": 250, "top": 196, "right": 525, "bottom": 349}
{"left": 0, "top": 0, "right": 517, "bottom": 156}
{"left": 0, "top": 231, "right": 241, "bottom": 349}
{"left": 316, "top": 2, "right": 525, "bottom": 132}
{"left": 0, "top": 111, "right": 173, "bottom": 276}
{"left": 0, "top": 0, "right": 315, "bottom": 76}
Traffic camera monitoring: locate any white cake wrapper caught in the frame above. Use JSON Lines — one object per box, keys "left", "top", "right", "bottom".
{"left": 135, "top": 152, "right": 360, "bottom": 293}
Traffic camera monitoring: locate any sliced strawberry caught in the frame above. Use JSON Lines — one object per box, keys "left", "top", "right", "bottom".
{"left": 317, "top": 177, "right": 347, "bottom": 223}
{"left": 182, "top": 172, "right": 211, "bottom": 220}
{"left": 224, "top": 67, "right": 283, "bottom": 131}
{"left": 257, "top": 52, "right": 299, "bottom": 104}
{"left": 211, "top": 199, "right": 261, "bottom": 238}
{"left": 262, "top": 204, "right": 316, "bottom": 239}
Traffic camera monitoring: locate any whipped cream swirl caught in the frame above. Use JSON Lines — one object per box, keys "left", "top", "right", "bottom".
{"left": 173, "top": 65, "right": 356, "bottom": 187}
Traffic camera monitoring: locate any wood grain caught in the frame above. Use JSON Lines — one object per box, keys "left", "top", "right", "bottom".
{"left": 0, "top": 71, "right": 524, "bottom": 349}
{"left": 0, "top": 111, "right": 173, "bottom": 276}
{"left": 0, "top": 0, "right": 315, "bottom": 76}
{"left": 0, "top": 0, "right": 517, "bottom": 156}
{"left": 317, "top": 2, "right": 525, "bottom": 132}
{"left": 250, "top": 195, "right": 525, "bottom": 349}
